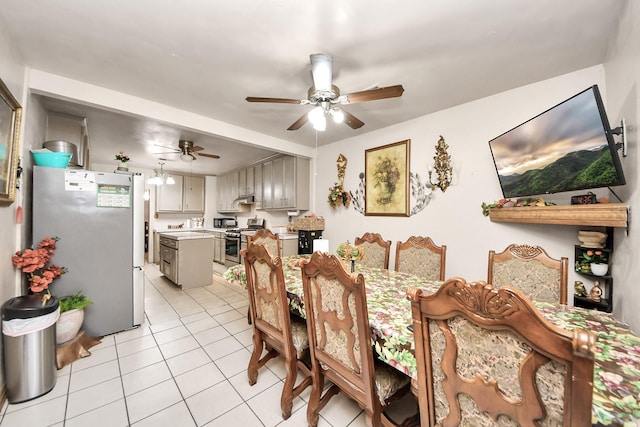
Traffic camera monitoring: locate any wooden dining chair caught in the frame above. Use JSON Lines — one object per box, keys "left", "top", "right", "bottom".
{"left": 394, "top": 236, "right": 447, "bottom": 280}
{"left": 408, "top": 278, "right": 596, "bottom": 427}
{"left": 247, "top": 228, "right": 281, "bottom": 257}
{"left": 299, "top": 252, "right": 415, "bottom": 427}
{"left": 355, "top": 232, "right": 392, "bottom": 269}
{"left": 488, "top": 243, "right": 569, "bottom": 304}
{"left": 242, "top": 242, "right": 312, "bottom": 419}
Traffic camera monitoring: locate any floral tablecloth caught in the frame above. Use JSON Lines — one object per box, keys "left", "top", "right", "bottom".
{"left": 224, "top": 256, "right": 640, "bottom": 426}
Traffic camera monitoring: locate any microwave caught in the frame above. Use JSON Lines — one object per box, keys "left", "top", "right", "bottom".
{"left": 213, "top": 217, "right": 237, "bottom": 228}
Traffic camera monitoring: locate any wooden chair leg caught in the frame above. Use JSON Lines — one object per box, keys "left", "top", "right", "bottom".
{"left": 280, "top": 356, "right": 298, "bottom": 419}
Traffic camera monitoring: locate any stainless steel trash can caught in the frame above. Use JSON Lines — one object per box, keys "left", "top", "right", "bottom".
{"left": 2, "top": 295, "right": 59, "bottom": 403}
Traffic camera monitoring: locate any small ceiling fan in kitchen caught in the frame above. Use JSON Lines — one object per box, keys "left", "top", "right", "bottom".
{"left": 245, "top": 53, "right": 405, "bottom": 131}
{"left": 154, "top": 140, "right": 220, "bottom": 162}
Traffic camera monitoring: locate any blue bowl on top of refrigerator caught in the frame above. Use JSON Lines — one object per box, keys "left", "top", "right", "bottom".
{"left": 31, "top": 151, "right": 72, "bottom": 168}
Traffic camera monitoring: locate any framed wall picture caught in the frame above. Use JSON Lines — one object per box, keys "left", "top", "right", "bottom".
{"left": 365, "top": 139, "right": 410, "bottom": 216}
{"left": 0, "top": 77, "right": 22, "bottom": 206}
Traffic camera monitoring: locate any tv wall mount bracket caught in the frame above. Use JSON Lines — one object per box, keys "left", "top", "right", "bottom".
{"left": 611, "top": 118, "right": 627, "bottom": 157}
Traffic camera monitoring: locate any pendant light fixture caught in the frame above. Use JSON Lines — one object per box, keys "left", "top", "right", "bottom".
{"left": 147, "top": 162, "right": 175, "bottom": 185}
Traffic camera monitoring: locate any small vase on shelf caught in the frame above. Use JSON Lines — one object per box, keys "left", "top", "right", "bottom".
{"left": 117, "top": 162, "right": 128, "bottom": 171}
{"left": 590, "top": 263, "right": 608, "bottom": 276}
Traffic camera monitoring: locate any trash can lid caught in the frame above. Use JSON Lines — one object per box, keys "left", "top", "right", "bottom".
{"left": 2, "top": 295, "right": 59, "bottom": 320}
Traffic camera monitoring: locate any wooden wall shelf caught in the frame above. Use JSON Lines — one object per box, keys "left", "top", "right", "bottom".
{"left": 488, "top": 203, "right": 628, "bottom": 228}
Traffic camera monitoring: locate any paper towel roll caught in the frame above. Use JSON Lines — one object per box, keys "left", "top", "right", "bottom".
{"left": 313, "top": 239, "right": 329, "bottom": 253}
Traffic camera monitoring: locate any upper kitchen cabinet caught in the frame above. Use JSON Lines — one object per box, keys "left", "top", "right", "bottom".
{"left": 217, "top": 170, "right": 244, "bottom": 213}
{"left": 238, "top": 167, "right": 254, "bottom": 197}
{"left": 156, "top": 174, "right": 205, "bottom": 213}
{"left": 183, "top": 175, "right": 205, "bottom": 212}
{"left": 262, "top": 155, "right": 309, "bottom": 211}
{"left": 253, "top": 164, "right": 263, "bottom": 209}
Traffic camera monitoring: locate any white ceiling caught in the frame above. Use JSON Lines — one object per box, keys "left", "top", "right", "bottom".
{"left": 0, "top": 0, "right": 626, "bottom": 175}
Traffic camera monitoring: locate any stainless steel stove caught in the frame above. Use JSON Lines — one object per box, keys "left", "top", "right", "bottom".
{"left": 225, "top": 218, "right": 266, "bottom": 266}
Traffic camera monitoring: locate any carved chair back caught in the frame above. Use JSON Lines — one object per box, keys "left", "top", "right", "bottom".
{"left": 248, "top": 228, "right": 280, "bottom": 258}
{"left": 242, "top": 242, "right": 311, "bottom": 419}
{"left": 355, "top": 232, "right": 392, "bottom": 270}
{"left": 488, "top": 243, "right": 568, "bottom": 304}
{"left": 408, "top": 279, "right": 595, "bottom": 427}
{"left": 243, "top": 242, "right": 293, "bottom": 358}
{"left": 394, "top": 236, "right": 447, "bottom": 280}
{"left": 300, "top": 252, "right": 404, "bottom": 426}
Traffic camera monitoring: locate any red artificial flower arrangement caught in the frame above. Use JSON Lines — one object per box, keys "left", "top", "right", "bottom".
{"left": 12, "top": 237, "right": 67, "bottom": 298}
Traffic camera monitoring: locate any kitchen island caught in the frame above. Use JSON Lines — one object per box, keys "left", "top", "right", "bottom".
{"left": 158, "top": 231, "right": 214, "bottom": 289}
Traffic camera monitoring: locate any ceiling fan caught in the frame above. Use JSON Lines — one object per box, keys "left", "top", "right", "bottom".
{"left": 154, "top": 140, "right": 220, "bottom": 161}
{"left": 246, "top": 54, "right": 404, "bottom": 131}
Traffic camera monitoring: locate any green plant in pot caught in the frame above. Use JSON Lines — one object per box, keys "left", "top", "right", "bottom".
{"left": 57, "top": 292, "right": 93, "bottom": 344}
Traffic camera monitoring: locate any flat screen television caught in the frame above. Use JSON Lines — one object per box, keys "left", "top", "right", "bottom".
{"left": 489, "top": 85, "right": 625, "bottom": 199}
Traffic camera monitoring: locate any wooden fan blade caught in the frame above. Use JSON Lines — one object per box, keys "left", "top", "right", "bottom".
{"left": 343, "top": 85, "right": 404, "bottom": 104}
{"left": 342, "top": 109, "right": 365, "bottom": 129}
{"left": 198, "top": 152, "right": 220, "bottom": 159}
{"left": 246, "top": 96, "right": 304, "bottom": 104}
{"left": 191, "top": 145, "right": 205, "bottom": 152}
{"left": 287, "top": 113, "right": 309, "bottom": 131}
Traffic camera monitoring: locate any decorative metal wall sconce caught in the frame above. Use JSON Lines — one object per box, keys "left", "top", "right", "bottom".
{"left": 428, "top": 135, "right": 453, "bottom": 192}
{"left": 328, "top": 154, "right": 352, "bottom": 209}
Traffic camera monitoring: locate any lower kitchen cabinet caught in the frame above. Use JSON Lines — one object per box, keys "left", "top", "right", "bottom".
{"left": 280, "top": 237, "right": 298, "bottom": 257}
{"left": 159, "top": 234, "right": 213, "bottom": 288}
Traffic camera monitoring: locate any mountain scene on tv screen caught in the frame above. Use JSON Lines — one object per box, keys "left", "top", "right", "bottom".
{"left": 500, "top": 146, "right": 618, "bottom": 197}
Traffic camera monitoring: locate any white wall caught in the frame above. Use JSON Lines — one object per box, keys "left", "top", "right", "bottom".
{"left": 603, "top": 0, "right": 640, "bottom": 331}
{"left": 315, "top": 65, "right": 625, "bottom": 315}
{"left": 0, "top": 14, "right": 27, "bottom": 390}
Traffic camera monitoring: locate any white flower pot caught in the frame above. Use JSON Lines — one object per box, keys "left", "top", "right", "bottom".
{"left": 590, "top": 263, "right": 608, "bottom": 276}
{"left": 56, "top": 309, "right": 84, "bottom": 344}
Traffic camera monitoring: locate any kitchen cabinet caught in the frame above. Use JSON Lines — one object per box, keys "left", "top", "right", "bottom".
{"left": 156, "top": 175, "right": 184, "bottom": 212}
{"left": 183, "top": 175, "right": 205, "bottom": 212}
{"left": 280, "top": 237, "right": 298, "bottom": 257}
{"left": 261, "top": 160, "right": 273, "bottom": 209}
{"left": 159, "top": 232, "right": 213, "bottom": 288}
{"left": 216, "top": 174, "right": 227, "bottom": 212}
{"left": 261, "top": 155, "right": 309, "bottom": 211}
{"left": 238, "top": 167, "right": 254, "bottom": 197}
{"left": 218, "top": 171, "right": 240, "bottom": 212}
{"left": 156, "top": 174, "right": 205, "bottom": 214}
{"left": 253, "top": 164, "right": 263, "bottom": 209}
{"left": 213, "top": 230, "right": 225, "bottom": 264}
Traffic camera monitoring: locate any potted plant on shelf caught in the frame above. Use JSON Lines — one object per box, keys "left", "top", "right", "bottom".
{"left": 580, "top": 250, "right": 609, "bottom": 276}
{"left": 57, "top": 292, "right": 93, "bottom": 344}
{"left": 114, "top": 151, "right": 130, "bottom": 171}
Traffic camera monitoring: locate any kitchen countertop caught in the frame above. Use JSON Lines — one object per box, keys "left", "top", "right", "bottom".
{"left": 158, "top": 231, "right": 215, "bottom": 240}
{"left": 239, "top": 230, "right": 298, "bottom": 240}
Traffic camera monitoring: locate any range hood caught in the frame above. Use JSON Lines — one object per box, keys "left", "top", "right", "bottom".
{"left": 234, "top": 195, "right": 255, "bottom": 205}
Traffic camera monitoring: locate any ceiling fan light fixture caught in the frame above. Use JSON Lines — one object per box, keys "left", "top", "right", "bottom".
{"left": 312, "top": 115, "right": 326, "bottom": 131}
{"left": 180, "top": 153, "right": 193, "bottom": 162}
{"left": 308, "top": 106, "right": 327, "bottom": 131}
{"left": 331, "top": 108, "right": 344, "bottom": 123}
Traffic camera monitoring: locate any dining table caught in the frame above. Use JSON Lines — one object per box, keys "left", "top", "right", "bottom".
{"left": 224, "top": 255, "right": 640, "bottom": 426}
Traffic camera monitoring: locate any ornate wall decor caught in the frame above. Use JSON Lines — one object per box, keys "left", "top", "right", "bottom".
{"left": 351, "top": 170, "right": 434, "bottom": 216}
{"left": 327, "top": 154, "right": 352, "bottom": 209}
{"left": 364, "top": 140, "right": 410, "bottom": 217}
{"left": 428, "top": 135, "right": 453, "bottom": 192}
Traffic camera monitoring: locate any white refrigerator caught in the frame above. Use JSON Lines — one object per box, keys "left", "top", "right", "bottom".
{"left": 32, "top": 166, "right": 145, "bottom": 337}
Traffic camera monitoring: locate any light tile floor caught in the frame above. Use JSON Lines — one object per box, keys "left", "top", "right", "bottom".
{"left": 0, "top": 263, "right": 417, "bottom": 426}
